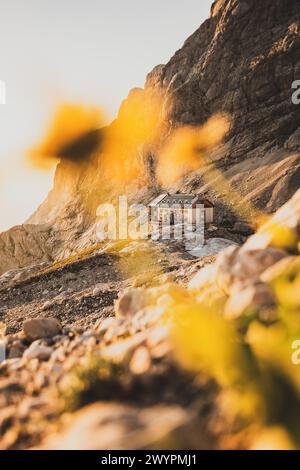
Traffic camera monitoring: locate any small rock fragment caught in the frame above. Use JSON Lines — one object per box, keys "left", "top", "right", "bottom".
{"left": 130, "top": 346, "right": 151, "bottom": 375}
{"left": 41, "top": 301, "right": 52, "bottom": 311}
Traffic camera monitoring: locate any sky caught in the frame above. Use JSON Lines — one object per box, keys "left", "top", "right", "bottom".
{"left": 0, "top": 0, "right": 211, "bottom": 231}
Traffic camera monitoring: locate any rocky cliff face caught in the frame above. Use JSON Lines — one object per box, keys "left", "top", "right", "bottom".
{"left": 145, "top": 0, "right": 300, "bottom": 210}
{"left": 1, "top": 0, "right": 300, "bottom": 273}
{"left": 148, "top": 0, "right": 300, "bottom": 151}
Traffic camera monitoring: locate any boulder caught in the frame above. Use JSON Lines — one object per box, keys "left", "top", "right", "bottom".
{"left": 115, "top": 288, "right": 147, "bottom": 318}
{"left": 37, "top": 402, "right": 209, "bottom": 450}
{"left": 188, "top": 238, "right": 238, "bottom": 258}
{"left": 243, "top": 190, "right": 300, "bottom": 252}
{"left": 233, "top": 222, "right": 254, "bottom": 236}
{"left": 224, "top": 282, "right": 276, "bottom": 320}
{"left": 188, "top": 264, "right": 218, "bottom": 291}
{"left": 260, "top": 257, "right": 300, "bottom": 284}
{"left": 129, "top": 346, "right": 151, "bottom": 375}
{"left": 216, "top": 246, "right": 287, "bottom": 294}
{"left": 23, "top": 318, "right": 62, "bottom": 342}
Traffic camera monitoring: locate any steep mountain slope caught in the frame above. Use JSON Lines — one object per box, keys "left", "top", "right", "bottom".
{"left": 1, "top": 0, "right": 300, "bottom": 274}
{"left": 1, "top": 185, "right": 300, "bottom": 450}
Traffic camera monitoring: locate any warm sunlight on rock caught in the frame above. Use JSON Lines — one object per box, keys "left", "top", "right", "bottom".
{"left": 101, "top": 87, "right": 166, "bottom": 187}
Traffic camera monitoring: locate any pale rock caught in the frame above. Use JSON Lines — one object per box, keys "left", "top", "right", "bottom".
{"left": 147, "top": 284, "right": 173, "bottom": 301}
{"left": 216, "top": 246, "right": 286, "bottom": 294}
{"left": 23, "top": 342, "right": 54, "bottom": 361}
{"left": 82, "top": 329, "right": 96, "bottom": 338}
{"left": 50, "top": 347, "right": 66, "bottom": 363}
{"left": 242, "top": 192, "right": 300, "bottom": 252}
{"left": 53, "top": 293, "right": 67, "bottom": 302}
{"left": 224, "top": 282, "right": 276, "bottom": 320}
{"left": 215, "top": 245, "right": 240, "bottom": 294}
{"left": 4, "top": 358, "right": 23, "bottom": 372}
{"left": 103, "top": 319, "right": 131, "bottom": 343}
{"left": 129, "top": 346, "right": 151, "bottom": 375}
{"left": 95, "top": 317, "right": 117, "bottom": 334}
{"left": 157, "top": 273, "right": 176, "bottom": 284}
{"left": 196, "top": 285, "right": 227, "bottom": 309}
{"left": 18, "top": 398, "right": 47, "bottom": 418}
{"left": 147, "top": 284, "right": 188, "bottom": 305}
{"left": 188, "top": 238, "right": 238, "bottom": 258}
{"left": 156, "top": 293, "right": 175, "bottom": 307}
{"left": 27, "top": 357, "right": 40, "bottom": 371}
{"left": 146, "top": 326, "right": 170, "bottom": 348}
{"left": 38, "top": 402, "right": 192, "bottom": 450}
{"left": 260, "top": 256, "right": 300, "bottom": 284}
{"left": 92, "top": 284, "right": 103, "bottom": 296}
{"left": 188, "top": 264, "right": 218, "bottom": 291}
{"left": 12, "top": 272, "right": 24, "bottom": 283}
{"left": 131, "top": 306, "right": 165, "bottom": 332}
{"left": 41, "top": 301, "right": 52, "bottom": 311}
{"left": 33, "top": 371, "right": 47, "bottom": 389}
{"left": 115, "top": 288, "right": 147, "bottom": 318}
{"left": 101, "top": 331, "right": 148, "bottom": 363}
{"left": 150, "top": 342, "right": 171, "bottom": 359}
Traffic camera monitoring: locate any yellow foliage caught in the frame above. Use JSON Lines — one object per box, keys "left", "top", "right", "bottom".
{"left": 273, "top": 274, "right": 300, "bottom": 311}
{"left": 171, "top": 301, "right": 253, "bottom": 387}
{"left": 246, "top": 322, "right": 293, "bottom": 376}
{"left": 250, "top": 426, "right": 295, "bottom": 450}
{"left": 169, "top": 300, "right": 265, "bottom": 419}
{"left": 157, "top": 114, "right": 230, "bottom": 186}
{"left": 27, "top": 103, "right": 103, "bottom": 170}
{"left": 258, "top": 220, "right": 298, "bottom": 251}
